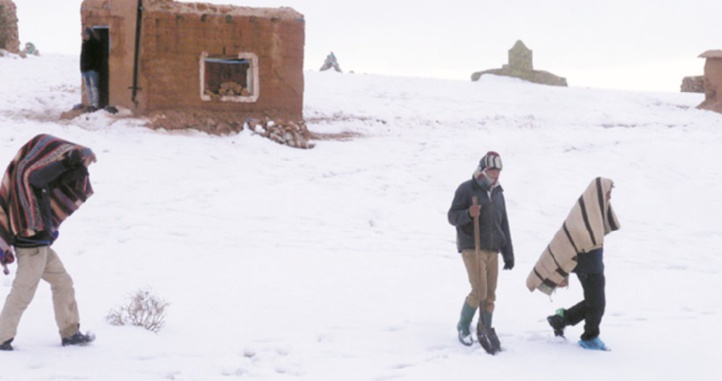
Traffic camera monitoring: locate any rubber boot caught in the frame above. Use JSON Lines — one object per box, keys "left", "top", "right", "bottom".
{"left": 457, "top": 302, "right": 476, "bottom": 346}
{"left": 0, "top": 338, "right": 13, "bottom": 351}
{"left": 547, "top": 308, "right": 567, "bottom": 337}
{"left": 579, "top": 337, "right": 609, "bottom": 351}
{"left": 479, "top": 311, "right": 501, "bottom": 354}
{"left": 483, "top": 311, "right": 493, "bottom": 330}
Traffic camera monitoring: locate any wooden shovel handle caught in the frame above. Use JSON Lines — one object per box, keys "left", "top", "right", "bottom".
{"left": 472, "top": 196, "right": 480, "bottom": 256}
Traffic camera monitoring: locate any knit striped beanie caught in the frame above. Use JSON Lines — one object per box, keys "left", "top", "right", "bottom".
{"left": 479, "top": 151, "right": 502, "bottom": 171}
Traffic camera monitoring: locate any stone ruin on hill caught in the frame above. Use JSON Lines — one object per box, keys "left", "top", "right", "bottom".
{"left": 471, "top": 40, "right": 567, "bottom": 87}
{"left": 697, "top": 50, "right": 722, "bottom": 114}
{"left": 320, "top": 51, "right": 342, "bottom": 72}
{"left": 0, "top": 0, "right": 19, "bottom": 55}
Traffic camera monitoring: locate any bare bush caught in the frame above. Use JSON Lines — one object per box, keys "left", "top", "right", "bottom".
{"left": 106, "top": 289, "right": 169, "bottom": 333}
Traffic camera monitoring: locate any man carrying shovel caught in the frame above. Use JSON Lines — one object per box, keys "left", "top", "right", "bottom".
{"left": 448, "top": 151, "right": 514, "bottom": 354}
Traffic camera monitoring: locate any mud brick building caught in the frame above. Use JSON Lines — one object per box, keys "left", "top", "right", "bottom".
{"left": 698, "top": 50, "right": 722, "bottom": 114}
{"left": 0, "top": 0, "right": 20, "bottom": 54}
{"left": 80, "top": 0, "right": 305, "bottom": 120}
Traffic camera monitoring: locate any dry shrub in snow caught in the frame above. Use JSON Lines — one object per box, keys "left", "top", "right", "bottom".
{"left": 106, "top": 289, "right": 169, "bottom": 333}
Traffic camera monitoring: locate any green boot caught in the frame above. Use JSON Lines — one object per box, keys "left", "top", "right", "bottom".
{"left": 457, "top": 302, "right": 476, "bottom": 346}
{"left": 483, "top": 311, "right": 493, "bottom": 330}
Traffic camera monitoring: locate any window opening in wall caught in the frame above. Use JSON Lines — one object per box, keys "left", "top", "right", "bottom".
{"left": 200, "top": 52, "right": 259, "bottom": 103}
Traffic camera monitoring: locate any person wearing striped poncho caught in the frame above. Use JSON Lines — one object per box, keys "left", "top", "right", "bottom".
{"left": 526, "top": 177, "right": 620, "bottom": 350}
{"left": 0, "top": 134, "right": 97, "bottom": 351}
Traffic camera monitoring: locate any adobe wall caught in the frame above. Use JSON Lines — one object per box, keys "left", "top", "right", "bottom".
{"left": 142, "top": 6, "right": 304, "bottom": 119}
{"left": 698, "top": 58, "right": 722, "bottom": 113}
{"left": 81, "top": 0, "right": 139, "bottom": 109}
{"left": 0, "top": 0, "right": 20, "bottom": 53}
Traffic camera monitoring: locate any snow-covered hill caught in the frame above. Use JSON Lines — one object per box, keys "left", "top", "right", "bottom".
{"left": 0, "top": 53, "right": 720, "bottom": 381}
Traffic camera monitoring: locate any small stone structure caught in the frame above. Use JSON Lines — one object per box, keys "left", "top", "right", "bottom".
{"left": 0, "top": 0, "right": 20, "bottom": 54}
{"left": 471, "top": 40, "right": 567, "bottom": 87}
{"left": 681, "top": 75, "right": 704, "bottom": 93}
{"left": 81, "top": 0, "right": 305, "bottom": 129}
{"left": 320, "top": 51, "right": 342, "bottom": 72}
{"left": 697, "top": 50, "right": 722, "bottom": 114}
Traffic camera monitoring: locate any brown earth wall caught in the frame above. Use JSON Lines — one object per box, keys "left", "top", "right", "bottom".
{"left": 699, "top": 59, "right": 722, "bottom": 113}
{"left": 82, "top": 0, "right": 138, "bottom": 109}
{"left": 0, "top": 0, "right": 19, "bottom": 53}
{"left": 81, "top": 0, "right": 305, "bottom": 121}
{"left": 140, "top": 10, "right": 304, "bottom": 119}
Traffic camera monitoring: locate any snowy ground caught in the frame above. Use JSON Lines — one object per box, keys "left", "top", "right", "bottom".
{"left": 0, "top": 53, "right": 720, "bottom": 381}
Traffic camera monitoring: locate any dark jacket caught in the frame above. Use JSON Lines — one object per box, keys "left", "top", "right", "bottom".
{"left": 448, "top": 178, "right": 514, "bottom": 263}
{"left": 80, "top": 37, "right": 101, "bottom": 72}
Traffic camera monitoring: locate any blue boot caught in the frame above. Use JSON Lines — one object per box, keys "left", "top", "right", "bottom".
{"left": 579, "top": 337, "right": 609, "bottom": 351}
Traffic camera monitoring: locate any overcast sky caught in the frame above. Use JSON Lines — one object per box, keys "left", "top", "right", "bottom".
{"left": 13, "top": 0, "right": 721, "bottom": 92}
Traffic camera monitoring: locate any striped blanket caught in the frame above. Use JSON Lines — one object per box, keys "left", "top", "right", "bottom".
{"left": 0, "top": 134, "right": 96, "bottom": 256}
{"left": 526, "top": 177, "right": 620, "bottom": 295}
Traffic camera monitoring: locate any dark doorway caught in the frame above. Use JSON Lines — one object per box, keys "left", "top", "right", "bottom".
{"left": 92, "top": 26, "right": 110, "bottom": 109}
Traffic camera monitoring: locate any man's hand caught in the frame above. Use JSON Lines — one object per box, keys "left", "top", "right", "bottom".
{"left": 559, "top": 278, "right": 569, "bottom": 288}
{"left": 503, "top": 259, "right": 514, "bottom": 270}
{"left": 62, "top": 150, "right": 83, "bottom": 169}
{"left": 0, "top": 248, "right": 11, "bottom": 275}
{"left": 0, "top": 248, "right": 14, "bottom": 268}
{"left": 469, "top": 204, "right": 481, "bottom": 218}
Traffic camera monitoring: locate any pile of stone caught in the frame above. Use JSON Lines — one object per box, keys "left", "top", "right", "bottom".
{"left": 681, "top": 76, "right": 704, "bottom": 93}
{"left": 219, "top": 81, "right": 249, "bottom": 97}
{"left": 144, "top": 110, "right": 315, "bottom": 149}
{"left": 246, "top": 118, "right": 315, "bottom": 149}
{"left": 203, "top": 82, "right": 250, "bottom": 99}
